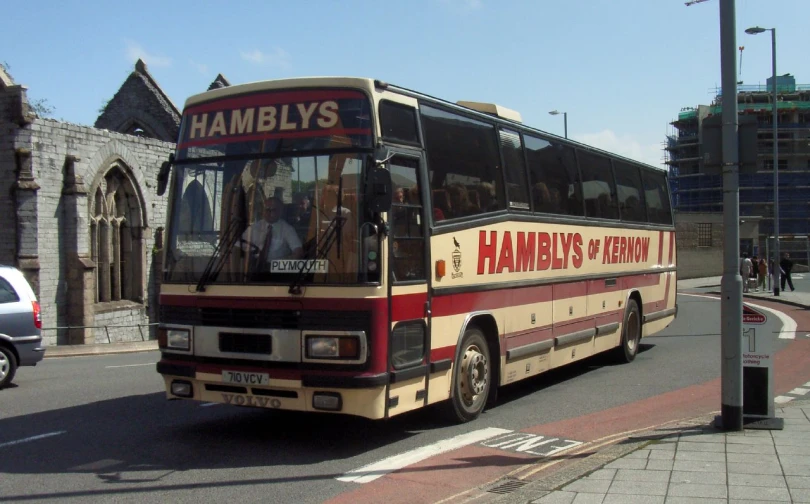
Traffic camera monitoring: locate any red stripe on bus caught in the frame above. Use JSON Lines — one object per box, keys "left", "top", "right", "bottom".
{"left": 183, "top": 89, "right": 367, "bottom": 115}
{"left": 657, "top": 230, "right": 664, "bottom": 267}
{"left": 391, "top": 292, "right": 427, "bottom": 321}
{"left": 431, "top": 285, "right": 553, "bottom": 318}
{"left": 177, "top": 128, "right": 372, "bottom": 149}
{"left": 505, "top": 327, "right": 554, "bottom": 351}
{"left": 552, "top": 318, "right": 597, "bottom": 338}
{"left": 553, "top": 281, "right": 587, "bottom": 301}
{"left": 430, "top": 346, "right": 456, "bottom": 362}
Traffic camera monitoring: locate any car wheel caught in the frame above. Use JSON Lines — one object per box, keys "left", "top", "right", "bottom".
{"left": 444, "top": 326, "right": 491, "bottom": 423}
{"left": 0, "top": 346, "right": 17, "bottom": 389}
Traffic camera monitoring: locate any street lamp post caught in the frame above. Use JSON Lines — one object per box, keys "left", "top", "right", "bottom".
{"left": 548, "top": 110, "right": 568, "bottom": 138}
{"left": 745, "top": 26, "right": 780, "bottom": 296}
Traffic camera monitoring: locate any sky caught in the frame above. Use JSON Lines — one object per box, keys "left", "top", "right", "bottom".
{"left": 2, "top": 0, "right": 807, "bottom": 170}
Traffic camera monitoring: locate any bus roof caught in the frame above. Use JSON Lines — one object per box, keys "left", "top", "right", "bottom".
{"left": 181, "top": 76, "right": 666, "bottom": 173}
{"left": 183, "top": 76, "right": 377, "bottom": 108}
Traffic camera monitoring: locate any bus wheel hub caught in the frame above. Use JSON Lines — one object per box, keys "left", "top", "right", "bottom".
{"left": 462, "top": 346, "right": 488, "bottom": 400}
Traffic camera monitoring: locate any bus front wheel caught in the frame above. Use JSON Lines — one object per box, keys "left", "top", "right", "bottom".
{"left": 616, "top": 299, "right": 641, "bottom": 363}
{"left": 445, "top": 326, "right": 491, "bottom": 423}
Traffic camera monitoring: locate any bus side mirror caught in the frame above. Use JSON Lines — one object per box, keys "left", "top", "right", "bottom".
{"left": 156, "top": 154, "right": 174, "bottom": 196}
{"left": 365, "top": 166, "right": 392, "bottom": 213}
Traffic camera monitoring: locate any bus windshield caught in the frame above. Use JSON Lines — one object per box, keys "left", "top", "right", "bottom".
{"left": 163, "top": 87, "right": 379, "bottom": 287}
{"left": 165, "top": 153, "right": 381, "bottom": 286}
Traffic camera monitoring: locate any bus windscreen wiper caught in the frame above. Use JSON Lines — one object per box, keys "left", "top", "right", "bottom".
{"left": 289, "top": 177, "right": 345, "bottom": 295}
{"left": 195, "top": 217, "right": 243, "bottom": 292}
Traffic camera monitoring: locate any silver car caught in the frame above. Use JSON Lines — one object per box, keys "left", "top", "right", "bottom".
{"left": 0, "top": 265, "right": 45, "bottom": 388}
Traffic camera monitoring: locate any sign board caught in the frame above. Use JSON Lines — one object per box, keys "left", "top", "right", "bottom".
{"left": 742, "top": 303, "right": 780, "bottom": 428}
{"left": 743, "top": 304, "right": 767, "bottom": 325}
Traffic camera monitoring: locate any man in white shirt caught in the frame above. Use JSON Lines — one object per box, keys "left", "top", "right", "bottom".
{"left": 241, "top": 197, "right": 303, "bottom": 270}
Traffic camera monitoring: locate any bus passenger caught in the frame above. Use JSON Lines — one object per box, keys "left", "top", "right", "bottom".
{"left": 447, "top": 182, "right": 477, "bottom": 218}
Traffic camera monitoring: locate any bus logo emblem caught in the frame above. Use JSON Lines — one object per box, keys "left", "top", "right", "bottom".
{"left": 452, "top": 238, "right": 463, "bottom": 278}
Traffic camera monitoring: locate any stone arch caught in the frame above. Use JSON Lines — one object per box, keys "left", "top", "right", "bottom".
{"left": 85, "top": 140, "right": 149, "bottom": 227}
{"left": 88, "top": 158, "right": 147, "bottom": 304}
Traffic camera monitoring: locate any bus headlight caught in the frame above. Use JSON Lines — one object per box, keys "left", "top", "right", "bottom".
{"left": 167, "top": 328, "right": 191, "bottom": 350}
{"left": 302, "top": 331, "right": 367, "bottom": 364}
{"left": 306, "top": 336, "right": 359, "bottom": 359}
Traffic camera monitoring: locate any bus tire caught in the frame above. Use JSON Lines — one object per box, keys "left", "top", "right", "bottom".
{"left": 0, "top": 345, "right": 18, "bottom": 389}
{"left": 444, "top": 326, "right": 491, "bottom": 423}
{"left": 615, "top": 299, "right": 641, "bottom": 363}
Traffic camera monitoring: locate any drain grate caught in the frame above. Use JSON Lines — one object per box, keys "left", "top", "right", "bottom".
{"left": 487, "top": 479, "right": 528, "bottom": 494}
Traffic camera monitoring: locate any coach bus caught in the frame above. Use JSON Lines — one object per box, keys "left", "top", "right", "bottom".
{"left": 155, "top": 77, "right": 676, "bottom": 422}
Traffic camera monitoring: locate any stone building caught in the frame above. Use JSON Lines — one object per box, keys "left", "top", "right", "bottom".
{"left": 0, "top": 59, "right": 219, "bottom": 346}
{"left": 674, "top": 212, "right": 762, "bottom": 279}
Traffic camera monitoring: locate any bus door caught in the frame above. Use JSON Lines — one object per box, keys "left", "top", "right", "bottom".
{"left": 386, "top": 153, "right": 431, "bottom": 417}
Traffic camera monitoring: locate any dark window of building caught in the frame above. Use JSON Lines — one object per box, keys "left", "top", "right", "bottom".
{"left": 421, "top": 105, "right": 506, "bottom": 222}
{"left": 613, "top": 161, "right": 647, "bottom": 223}
{"left": 698, "top": 223, "right": 712, "bottom": 247}
{"left": 642, "top": 169, "right": 673, "bottom": 225}
{"left": 390, "top": 157, "right": 425, "bottom": 282}
{"left": 0, "top": 278, "right": 19, "bottom": 304}
{"left": 380, "top": 101, "right": 420, "bottom": 146}
{"left": 578, "top": 150, "right": 619, "bottom": 220}
{"left": 498, "top": 129, "right": 530, "bottom": 211}
{"left": 778, "top": 159, "right": 788, "bottom": 171}
{"left": 524, "top": 136, "right": 583, "bottom": 216}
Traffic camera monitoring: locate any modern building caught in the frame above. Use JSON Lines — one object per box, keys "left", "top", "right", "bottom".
{"left": 666, "top": 73, "right": 810, "bottom": 263}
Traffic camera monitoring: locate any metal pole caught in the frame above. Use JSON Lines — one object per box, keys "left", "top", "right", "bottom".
{"left": 771, "top": 28, "right": 780, "bottom": 296}
{"left": 766, "top": 237, "right": 770, "bottom": 290}
{"left": 718, "top": 0, "right": 743, "bottom": 431}
{"left": 564, "top": 112, "right": 568, "bottom": 139}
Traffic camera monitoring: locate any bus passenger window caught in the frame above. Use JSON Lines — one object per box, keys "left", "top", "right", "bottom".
{"left": 524, "top": 136, "right": 583, "bottom": 216}
{"left": 421, "top": 105, "right": 506, "bottom": 223}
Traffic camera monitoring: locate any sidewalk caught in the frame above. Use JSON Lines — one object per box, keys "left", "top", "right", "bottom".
{"left": 679, "top": 275, "right": 810, "bottom": 309}
{"left": 494, "top": 400, "right": 810, "bottom": 504}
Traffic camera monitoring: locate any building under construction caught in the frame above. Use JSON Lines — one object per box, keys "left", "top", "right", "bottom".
{"left": 666, "top": 73, "right": 810, "bottom": 263}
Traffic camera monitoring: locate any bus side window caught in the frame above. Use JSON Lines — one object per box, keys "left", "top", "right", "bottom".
{"left": 421, "top": 104, "right": 506, "bottom": 223}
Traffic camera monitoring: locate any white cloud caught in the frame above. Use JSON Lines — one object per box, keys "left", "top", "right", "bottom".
{"left": 573, "top": 130, "right": 666, "bottom": 170}
{"left": 189, "top": 60, "right": 209, "bottom": 76}
{"left": 240, "top": 47, "right": 291, "bottom": 70}
{"left": 124, "top": 40, "right": 172, "bottom": 68}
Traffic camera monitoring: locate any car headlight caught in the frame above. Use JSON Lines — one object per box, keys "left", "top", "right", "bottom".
{"left": 167, "top": 328, "right": 191, "bottom": 350}
{"left": 306, "top": 336, "right": 359, "bottom": 359}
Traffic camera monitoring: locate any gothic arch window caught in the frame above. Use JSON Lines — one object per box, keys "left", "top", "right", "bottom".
{"left": 89, "top": 164, "right": 145, "bottom": 304}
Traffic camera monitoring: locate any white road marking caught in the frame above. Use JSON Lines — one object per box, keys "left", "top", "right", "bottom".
{"left": 337, "top": 427, "right": 512, "bottom": 484}
{"left": 788, "top": 387, "right": 810, "bottom": 396}
{"left": 775, "top": 396, "right": 795, "bottom": 404}
{"left": 104, "top": 363, "right": 154, "bottom": 369}
{"left": 0, "top": 431, "right": 66, "bottom": 448}
{"left": 680, "top": 293, "right": 798, "bottom": 339}
{"left": 200, "top": 402, "right": 220, "bottom": 407}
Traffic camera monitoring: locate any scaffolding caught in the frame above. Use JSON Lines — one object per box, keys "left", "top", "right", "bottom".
{"left": 667, "top": 78, "right": 810, "bottom": 265}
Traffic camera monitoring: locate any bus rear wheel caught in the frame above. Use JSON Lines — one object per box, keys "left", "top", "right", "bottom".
{"left": 615, "top": 299, "right": 641, "bottom": 363}
{"left": 445, "top": 326, "right": 491, "bottom": 423}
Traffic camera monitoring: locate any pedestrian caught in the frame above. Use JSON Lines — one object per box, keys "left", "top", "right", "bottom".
{"left": 780, "top": 252, "right": 795, "bottom": 292}
{"left": 757, "top": 257, "right": 767, "bottom": 292}
{"left": 740, "top": 252, "right": 752, "bottom": 293}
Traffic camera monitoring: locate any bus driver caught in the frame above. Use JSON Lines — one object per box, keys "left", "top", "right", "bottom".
{"left": 241, "top": 197, "right": 303, "bottom": 270}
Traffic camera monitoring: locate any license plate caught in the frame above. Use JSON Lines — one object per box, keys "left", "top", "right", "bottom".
{"left": 222, "top": 370, "right": 270, "bottom": 386}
